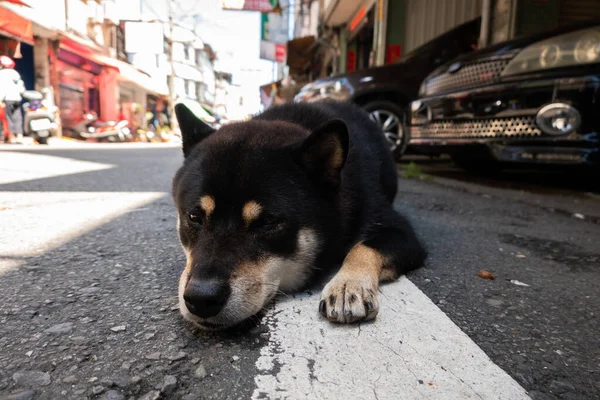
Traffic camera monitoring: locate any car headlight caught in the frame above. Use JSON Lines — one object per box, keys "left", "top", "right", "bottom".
{"left": 318, "top": 79, "right": 350, "bottom": 99}
{"left": 502, "top": 26, "right": 600, "bottom": 76}
{"left": 295, "top": 79, "right": 351, "bottom": 102}
{"left": 294, "top": 83, "right": 316, "bottom": 102}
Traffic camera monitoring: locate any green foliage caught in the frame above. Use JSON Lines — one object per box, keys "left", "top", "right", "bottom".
{"left": 403, "top": 162, "right": 422, "bottom": 179}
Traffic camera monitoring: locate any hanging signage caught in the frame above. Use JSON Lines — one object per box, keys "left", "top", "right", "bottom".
{"left": 386, "top": 44, "right": 401, "bottom": 64}
{"left": 260, "top": 40, "right": 286, "bottom": 62}
{"left": 222, "top": 0, "right": 277, "bottom": 12}
{"left": 124, "top": 22, "right": 164, "bottom": 54}
{"left": 347, "top": 50, "right": 356, "bottom": 73}
{"left": 260, "top": 9, "right": 288, "bottom": 44}
{"left": 349, "top": 5, "right": 367, "bottom": 32}
{"left": 259, "top": 2, "right": 288, "bottom": 62}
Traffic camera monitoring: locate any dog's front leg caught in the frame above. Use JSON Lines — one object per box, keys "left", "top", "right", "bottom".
{"left": 319, "top": 243, "right": 385, "bottom": 323}
{"left": 319, "top": 213, "right": 426, "bottom": 323}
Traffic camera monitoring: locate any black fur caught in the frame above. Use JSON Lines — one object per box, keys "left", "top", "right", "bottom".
{"left": 172, "top": 100, "right": 427, "bottom": 326}
{"left": 252, "top": 101, "right": 426, "bottom": 275}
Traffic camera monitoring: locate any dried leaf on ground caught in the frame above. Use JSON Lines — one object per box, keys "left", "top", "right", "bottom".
{"left": 476, "top": 270, "right": 496, "bottom": 280}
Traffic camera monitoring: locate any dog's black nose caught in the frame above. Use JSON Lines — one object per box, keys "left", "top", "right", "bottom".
{"left": 183, "top": 280, "right": 230, "bottom": 318}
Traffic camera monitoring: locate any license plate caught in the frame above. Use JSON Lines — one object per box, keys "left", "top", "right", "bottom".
{"left": 30, "top": 119, "right": 51, "bottom": 131}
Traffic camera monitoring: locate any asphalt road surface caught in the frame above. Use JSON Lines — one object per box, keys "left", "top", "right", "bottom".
{"left": 0, "top": 144, "right": 598, "bottom": 400}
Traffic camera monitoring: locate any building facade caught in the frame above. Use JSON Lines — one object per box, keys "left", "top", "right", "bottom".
{"left": 0, "top": 0, "right": 220, "bottom": 138}
{"left": 0, "top": 0, "right": 167, "bottom": 136}
{"left": 317, "top": 0, "right": 600, "bottom": 77}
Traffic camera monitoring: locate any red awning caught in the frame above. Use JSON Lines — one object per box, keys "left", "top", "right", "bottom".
{"left": 0, "top": 0, "right": 31, "bottom": 7}
{"left": 59, "top": 32, "right": 106, "bottom": 57}
{"left": 0, "top": 6, "right": 33, "bottom": 44}
{"left": 58, "top": 33, "right": 118, "bottom": 73}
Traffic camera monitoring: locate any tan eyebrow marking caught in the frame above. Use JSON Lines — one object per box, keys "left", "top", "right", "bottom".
{"left": 242, "top": 201, "right": 262, "bottom": 226}
{"left": 200, "top": 195, "right": 215, "bottom": 217}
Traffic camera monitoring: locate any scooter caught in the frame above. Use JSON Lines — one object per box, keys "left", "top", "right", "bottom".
{"left": 72, "top": 112, "right": 132, "bottom": 142}
{"left": 22, "top": 90, "right": 58, "bottom": 145}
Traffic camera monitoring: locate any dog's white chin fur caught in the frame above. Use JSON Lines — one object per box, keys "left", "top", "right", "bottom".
{"left": 178, "top": 228, "right": 319, "bottom": 330}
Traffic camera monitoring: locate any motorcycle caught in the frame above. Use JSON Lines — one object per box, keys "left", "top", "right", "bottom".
{"left": 141, "top": 112, "right": 171, "bottom": 143}
{"left": 22, "top": 90, "right": 58, "bottom": 145}
{"left": 71, "top": 112, "right": 132, "bottom": 142}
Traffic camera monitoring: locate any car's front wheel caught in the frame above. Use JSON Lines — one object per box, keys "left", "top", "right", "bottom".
{"left": 363, "top": 100, "right": 407, "bottom": 161}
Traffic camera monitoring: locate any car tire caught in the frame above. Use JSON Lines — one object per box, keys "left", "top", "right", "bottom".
{"left": 362, "top": 100, "right": 407, "bottom": 162}
{"left": 37, "top": 137, "right": 48, "bottom": 145}
{"left": 451, "top": 150, "right": 503, "bottom": 175}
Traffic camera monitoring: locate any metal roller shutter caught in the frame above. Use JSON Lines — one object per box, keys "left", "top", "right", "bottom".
{"left": 559, "top": 0, "right": 600, "bottom": 25}
{"left": 404, "top": 0, "right": 482, "bottom": 53}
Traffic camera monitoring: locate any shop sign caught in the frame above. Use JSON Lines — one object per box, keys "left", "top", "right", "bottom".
{"left": 259, "top": 0, "right": 288, "bottom": 62}
{"left": 347, "top": 50, "right": 356, "bottom": 72}
{"left": 260, "top": 40, "right": 286, "bottom": 62}
{"left": 260, "top": 6, "right": 288, "bottom": 44}
{"left": 386, "top": 44, "right": 401, "bottom": 64}
{"left": 222, "top": 0, "right": 277, "bottom": 12}
{"left": 349, "top": 5, "right": 367, "bottom": 32}
{"left": 124, "top": 22, "right": 164, "bottom": 54}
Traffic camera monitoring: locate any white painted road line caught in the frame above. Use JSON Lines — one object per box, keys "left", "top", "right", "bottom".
{"left": 0, "top": 151, "right": 115, "bottom": 185}
{"left": 254, "top": 277, "right": 529, "bottom": 400}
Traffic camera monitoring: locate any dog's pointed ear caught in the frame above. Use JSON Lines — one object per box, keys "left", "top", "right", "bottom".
{"left": 296, "top": 119, "right": 349, "bottom": 187}
{"left": 175, "top": 103, "right": 215, "bottom": 157}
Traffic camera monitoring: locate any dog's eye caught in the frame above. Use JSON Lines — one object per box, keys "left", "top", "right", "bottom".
{"left": 188, "top": 213, "right": 203, "bottom": 225}
{"left": 258, "top": 215, "right": 284, "bottom": 231}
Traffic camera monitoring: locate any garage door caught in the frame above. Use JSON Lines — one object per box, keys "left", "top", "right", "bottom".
{"left": 404, "top": 0, "right": 482, "bottom": 53}
{"left": 559, "top": 0, "right": 600, "bottom": 25}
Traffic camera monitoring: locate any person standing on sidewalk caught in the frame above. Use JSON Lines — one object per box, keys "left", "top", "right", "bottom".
{"left": 0, "top": 55, "right": 25, "bottom": 143}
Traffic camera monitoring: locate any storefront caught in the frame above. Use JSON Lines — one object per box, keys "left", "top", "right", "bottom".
{"left": 95, "top": 53, "right": 169, "bottom": 130}
{"left": 321, "top": 0, "right": 378, "bottom": 73}
{"left": 0, "top": 6, "right": 35, "bottom": 90}
{"left": 347, "top": 3, "right": 376, "bottom": 72}
{"left": 321, "top": 0, "right": 483, "bottom": 74}
{"left": 53, "top": 33, "right": 123, "bottom": 135}
{"left": 55, "top": 49, "right": 104, "bottom": 133}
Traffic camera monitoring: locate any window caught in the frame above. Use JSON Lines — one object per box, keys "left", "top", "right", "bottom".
{"left": 196, "top": 82, "right": 202, "bottom": 100}
{"left": 195, "top": 49, "right": 202, "bottom": 66}
{"left": 186, "top": 45, "right": 195, "bottom": 63}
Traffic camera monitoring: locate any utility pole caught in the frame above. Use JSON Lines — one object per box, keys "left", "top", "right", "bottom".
{"left": 374, "top": 0, "right": 388, "bottom": 66}
{"left": 64, "top": 0, "right": 69, "bottom": 32}
{"left": 167, "top": 0, "right": 178, "bottom": 132}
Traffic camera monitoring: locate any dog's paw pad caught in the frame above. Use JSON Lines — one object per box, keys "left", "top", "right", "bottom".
{"left": 319, "top": 276, "right": 379, "bottom": 323}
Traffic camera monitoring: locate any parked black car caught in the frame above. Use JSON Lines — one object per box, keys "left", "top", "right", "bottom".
{"left": 294, "top": 18, "right": 481, "bottom": 160}
{"left": 409, "top": 20, "right": 600, "bottom": 172}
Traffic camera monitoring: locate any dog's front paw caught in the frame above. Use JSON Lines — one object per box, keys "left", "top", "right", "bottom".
{"left": 319, "top": 274, "right": 379, "bottom": 323}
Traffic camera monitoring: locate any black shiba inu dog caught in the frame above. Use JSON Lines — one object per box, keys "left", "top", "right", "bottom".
{"left": 172, "top": 100, "right": 426, "bottom": 330}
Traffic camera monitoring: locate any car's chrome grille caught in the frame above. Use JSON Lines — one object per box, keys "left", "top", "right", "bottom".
{"left": 410, "top": 116, "right": 542, "bottom": 139}
{"left": 421, "top": 59, "right": 510, "bottom": 96}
